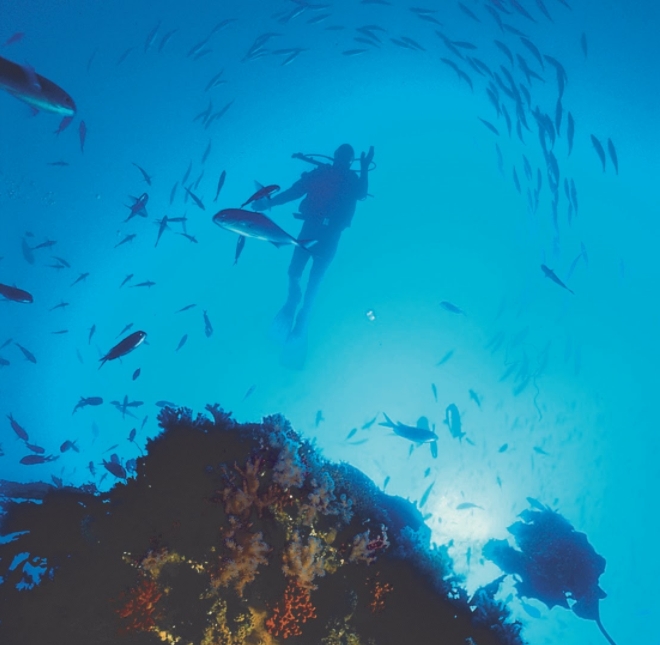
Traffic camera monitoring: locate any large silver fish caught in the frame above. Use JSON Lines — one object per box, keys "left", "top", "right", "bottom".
{"left": 0, "top": 55, "right": 76, "bottom": 116}
{"left": 212, "top": 209, "right": 315, "bottom": 249}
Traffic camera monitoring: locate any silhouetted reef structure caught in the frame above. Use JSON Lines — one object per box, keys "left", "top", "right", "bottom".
{"left": 0, "top": 404, "right": 524, "bottom": 644}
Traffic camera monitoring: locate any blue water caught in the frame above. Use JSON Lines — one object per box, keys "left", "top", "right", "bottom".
{"left": 1, "top": 0, "right": 659, "bottom": 642}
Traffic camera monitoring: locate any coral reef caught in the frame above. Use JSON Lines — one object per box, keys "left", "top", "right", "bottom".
{"left": 0, "top": 404, "right": 525, "bottom": 644}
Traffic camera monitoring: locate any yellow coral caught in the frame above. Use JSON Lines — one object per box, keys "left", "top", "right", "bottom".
{"left": 282, "top": 531, "right": 327, "bottom": 590}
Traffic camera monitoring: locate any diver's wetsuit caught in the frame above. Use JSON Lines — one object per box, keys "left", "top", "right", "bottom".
{"left": 286, "top": 163, "right": 367, "bottom": 297}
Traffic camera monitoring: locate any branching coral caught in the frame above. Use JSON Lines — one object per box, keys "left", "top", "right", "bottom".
{"left": 114, "top": 576, "right": 163, "bottom": 634}
{"left": 282, "top": 530, "right": 328, "bottom": 590}
{"left": 266, "top": 579, "right": 317, "bottom": 639}
{"left": 272, "top": 439, "right": 306, "bottom": 490}
{"left": 348, "top": 526, "right": 390, "bottom": 565}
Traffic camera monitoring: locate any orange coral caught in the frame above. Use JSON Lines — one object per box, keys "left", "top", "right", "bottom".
{"left": 266, "top": 580, "right": 317, "bottom": 639}
{"left": 367, "top": 575, "right": 394, "bottom": 614}
{"left": 114, "top": 576, "right": 163, "bottom": 633}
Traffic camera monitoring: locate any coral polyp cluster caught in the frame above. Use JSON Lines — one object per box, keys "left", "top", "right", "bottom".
{"left": 0, "top": 404, "right": 524, "bottom": 644}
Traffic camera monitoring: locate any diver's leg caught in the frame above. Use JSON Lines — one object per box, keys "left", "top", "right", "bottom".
{"left": 292, "top": 234, "right": 339, "bottom": 335}
{"left": 270, "top": 246, "right": 309, "bottom": 343}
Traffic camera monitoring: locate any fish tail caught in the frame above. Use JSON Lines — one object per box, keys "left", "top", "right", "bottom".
{"left": 379, "top": 413, "right": 395, "bottom": 428}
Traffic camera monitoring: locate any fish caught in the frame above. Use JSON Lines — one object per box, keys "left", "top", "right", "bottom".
{"left": 533, "top": 446, "right": 550, "bottom": 455}
{"left": 541, "top": 264, "right": 574, "bottom": 295}
{"left": 478, "top": 117, "right": 499, "bottom": 136}
{"left": 2, "top": 32, "right": 25, "bottom": 47}
{"left": 362, "top": 415, "right": 378, "bottom": 429}
{"left": 456, "top": 502, "right": 483, "bottom": 510}
{"left": 431, "top": 383, "right": 437, "bottom": 402}
{"left": 8, "top": 413, "right": 29, "bottom": 441}
{"left": 99, "top": 331, "right": 147, "bottom": 368}
{"left": 444, "top": 404, "right": 466, "bottom": 441}
{"left": 383, "top": 475, "right": 390, "bottom": 490}
{"left": 115, "top": 234, "right": 136, "bottom": 249}
{"left": 133, "top": 368, "right": 141, "bottom": 380}
{"left": 79, "top": 120, "right": 86, "bottom": 153}
{"left": 315, "top": 410, "right": 324, "bottom": 427}
{"left": 205, "top": 69, "right": 226, "bottom": 92}
{"left": 536, "top": 0, "right": 553, "bottom": 21}
{"left": 155, "top": 216, "right": 169, "bottom": 247}
{"left": 177, "top": 304, "right": 196, "bottom": 313}
{"left": 243, "top": 384, "right": 256, "bottom": 401}
{"left": 88, "top": 461, "right": 96, "bottom": 476}
{"left": 25, "top": 442, "right": 45, "bottom": 454}
{"left": 234, "top": 235, "right": 246, "bottom": 265}
{"left": 468, "top": 389, "right": 481, "bottom": 407}
{"left": 590, "top": 135, "right": 606, "bottom": 172}
{"left": 242, "top": 183, "right": 281, "bottom": 209}
{"left": 213, "top": 209, "right": 317, "bottom": 250}
{"left": 214, "top": 170, "right": 227, "bottom": 202}
{"left": 158, "top": 28, "right": 178, "bottom": 53}
{"left": 31, "top": 239, "right": 57, "bottom": 251}
{"left": 71, "top": 272, "right": 89, "bottom": 287}
{"left": 419, "top": 481, "right": 435, "bottom": 508}
{"left": 155, "top": 400, "right": 177, "bottom": 408}
{"left": 144, "top": 21, "right": 161, "bottom": 53}
{"left": 493, "top": 40, "right": 513, "bottom": 65}
{"left": 346, "top": 427, "right": 358, "bottom": 440}
{"left": 566, "top": 112, "right": 574, "bottom": 155}
{"left": 116, "top": 323, "right": 134, "bottom": 338}
{"left": 132, "top": 163, "right": 152, "bottom": 185}
{"left": 607, "top": 138, "right": 618, "bottom": 175}
{"left": 184, "top": 187, "right": 205, "bottom": 210}
{"left": 60, "top": 439, "right": 79, "bottom": 453}
{"left": 15, "top": 342, "right": 36, "bottom": 363}
{"left": 526, "top": 496, "right": 546, "bottom": 511}
{"left": 21, "top": 237, "right": 35, "bottom": 264}
{"left": 440, "top": 301, "right": 465, "bottom": 315}
{"left": 49, "top": 301, "right": 69, "bottom": 311}
{"left": 498, "top": 443, "right": 508, "bottom": 453}
{"left": 125, "top": 193, "right": 149, "bottom": 221}
{"left": 176, "top": 334, "right": 188, "bottom": 352}
{"left": 102, "top": 459, "right": 127, "bottom": 479}
{"left": 72, "top": 396, "right": 103, "bottom": 414}
{"left": 128, "top": 428, "right": 136, "bottom": 443}
{"left": 458, "top": 2, "right": 480, "bottom": 21}
{"left": 0, "top": 55, "right": 76, "bottom": 115}
{"left": 20, "top": 454, "right": 58, "bottom": 465}
{"left": 110, "top": 396, "right": 138, "bottom": 419}
{"left": 0, "top": 356, "right": 9, "bottom": 367}
{"left": 379, "top": 413, "right": 439, "bottom": 443}
{"left": 0, "top": 283, "right": 33, "bottom": 303}
{"left": 436, "top": 349, "right": 454, "bottom": 366}
{"left": 520, "top": 37, "right": 544, "bottom": 69}
{"left": 203, "top": 310, "right": 213, "bottom": 337}
{"left": 132, "top": 280, "right": 156, "bottom": 288}
{"left": 119, "top": 273, "right": 134, "bottom": 287}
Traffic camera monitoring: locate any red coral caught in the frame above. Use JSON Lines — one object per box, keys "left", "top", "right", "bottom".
{"left": 367, "top": 574, "right": 394, "bottom": 614}
{"left": 266, "top": 580, "right": 317, "bottom": 639}
{"left": 114, "top": 576, "right": 163, "bottom": 634}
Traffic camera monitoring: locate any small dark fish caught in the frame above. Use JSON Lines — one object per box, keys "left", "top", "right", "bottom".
{"left": 0, "top": 283, "right": 33, "bottom": 303}
{"left": 541, "top": 264, "right": 574, "bottom": 295}
{"left": 144, "top": 21, "right": 161, "bottom": 53}
{"left": 169, "top": 182, "right": 178, "bottom": 204}
{"left": 3, "top": 32, "right": 25, "bottom": 46}
{"left": 128, "top": 428, "right": 136, "bottom": 442}
{"left": 51, "top": 256, "right": 70, "bottom": 267}
{"left": 15, "top": 342, "right": 36, "bottom": 363}
{"left": 362, "top": 415, "right": 378, "bottom": 429}
{"left": 51, "top": 329, "right": 68, "bottom": 335}
{"left": 478, "top": 117, "right": 499, "bottom": 136}
{"left": 419, "top": 481, "right": 435, "bottom": 508}
{"left": 99, "top": 331, "right": 147, "bottom": 368}
{"left": 51, "top": 475, "right": 63, "bottom": 488}
{"left": 88, "top": 461, "right": 96, "bottom": 476}
{"left": 20, "top": 454, "right": 58, "bottom": 465}
{"left": 8, "top": 413, "right": 29, "bottom": 441}
{"left": 242, "top": 183, "right": 280, "bottom": 209}
{"left": 498, "top": 443, "right": 508, "bottom": 453}
{"left": 116, "top": 323, "right": 134, "bottom": 338}
{"left": 315, "top": 410, "right": 324, "bottom": 427}
{"left": 0, "top": 356, "right": 9, "bottom": 367}
{"left": 383, "top": 475, "right": 390, "bottom": 489}
{"left": 176, "top": 334, "right": 188, "bottom": 352}
{"left": 444, "top": 404, "right": 465, "bottom": 442}
{"left": 88, "top": 325, "right": 96, "bottom": 344}
{"left": 119, "top": 274, "right": 134, "bottom": 288}
{"left": 184, "top": 187, "right": 205, "bottom": 210}
{"left": 567, "top": 112, "right": 574, "bottom": 155}
{"left": 72, "top": 396, "right": 103, "bottom": 414}
{"left": 141, "top": 416, "right": 148, "bottom": 429}
{"left": 103, "top": 444, "right": 119, "bottom": 453}
{"left": 456, "top": 502, "right": 483, "bottom": 510}
{"left": 25, "top": 442, "right": 46, "bottom": 454}
{"left": 243, "top": 384, "right": 256, "bottom": 401}
{"left": 71, "top": 272, "right": 89, "bottom": 287}
{"left": 234, "top": 235, "right": 246, "bottom": 265}
{"left": 125, "top": 192, "right": 149, "bottom": 221}
{"left": 60, "top": 439, "right": 79, "bottom": 453}
{"left": 158, "top": 28, "right": 178, "bottom": 52}
{"left": 526, "top": 496, "right": 545, "bottom": 511}
{"left": 31, "top": 239, "right": 57, "bottom": 250}
{"left": 379, "top": 413, "right": 438, "bottom": 443}
{"left": 431, "top": 383, "right": 437, "bottom": 402}
{"left": 214, "top": 170, "right": 226, "bottom": 202}
{"left": 115, "top": 234, "right": 137, "bottom": 249}
{"left": 468, "top": 389, "right": 481, "bottom": 407}
{"left": 103, "top": 459, "right": 127, "bottom": 479}
{"left": 205, "top": 69, "right": 226, "bottom": 92}
{"left": 177, "top": 303, "right": 196, "bottom": 313}
{"left": 203, "top": 310, "right": 213, "bottom": 337}
{"left": 50, "top": 301, "right": 69, "bottom": 311}
{"left": 155, "top": 216, "right": 169, "bottom": 247}
{"left": 79, "top": 120, "right": 87, "bottom": 153}
{"left": 440, "top": 301, "right": 465, "bottom": 315}
{"left": 458, "top": 2, "right": 480, "bottom": 21}
{"left": 132, "top": 163, "right": 152, "bottom": 185}
{"left": 201, "top": 140, "right": 212, "bottom": 165}
{"left": 580, "top": 32, "right": 587, "bottom": 58}
{"left": 590, "top": 135, "right": 606, "bottom": 172}
{"left": 346, "top": 427, "right": 358, "bottom": 440}
{"left": 133, "top": 368, "right": 141, "bottom": 380}
{"left": 436, "top": 349, "right": 454, "bottom": 366}
{"left": 607, "top": 138, "right": 618, "bottom": 175}
{"left": 132, "top": 280, "right": 156, "bottom": 288}
{"left": 533, "top": 446, "right": 550, "bottom": 455}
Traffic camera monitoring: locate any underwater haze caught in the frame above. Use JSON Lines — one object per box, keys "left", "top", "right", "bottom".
{"left": 1, "top": 0, "right": 659, "bottom": 642}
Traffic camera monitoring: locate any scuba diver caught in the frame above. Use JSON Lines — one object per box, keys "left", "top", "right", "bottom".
{"left": 251, "top": 143, "right": 375, "bottom": 368}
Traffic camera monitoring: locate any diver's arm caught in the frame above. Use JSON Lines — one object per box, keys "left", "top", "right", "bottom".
{"left": 267, "top": 180, "right": 308, "bottom": 208}
{"left": 357, "top": 146, "right": 374, "bottom": 200}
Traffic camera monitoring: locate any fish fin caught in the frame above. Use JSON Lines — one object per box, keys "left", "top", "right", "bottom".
{"left": 22, "top": 64, "right": 42, "bottom": 91}
{"left": 380, "top": 413, "right": 395, "bottom": 427}
{"left": 270, "top": 241, "right": 285, "bottom": 248}
{"left": 254, "top": 180, "right": 264, "bottom": 190}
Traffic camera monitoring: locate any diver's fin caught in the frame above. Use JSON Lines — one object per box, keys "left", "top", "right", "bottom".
{"left": 269, "top": 304, "right": 296, "bottom": 344}
{"left": 281, "top": 324, "right": 308, "bottom": 370}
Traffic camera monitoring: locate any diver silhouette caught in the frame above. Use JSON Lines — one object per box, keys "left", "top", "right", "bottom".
{"left": 251, "top": 143, "right": 374, "bottom": 367}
